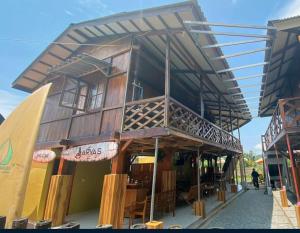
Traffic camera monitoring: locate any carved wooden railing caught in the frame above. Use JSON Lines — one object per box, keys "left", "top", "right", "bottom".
{"left": 123, "top": 96, "right": 242, "bottom": 152}
{"left": 168, "top": 98, "right": 242, "bottom": 152}
{"left": 264, "top": 97, "right": 300, "bottom": 150}
{"left": 123, "top": 96, "right": 165, "bottom": 131}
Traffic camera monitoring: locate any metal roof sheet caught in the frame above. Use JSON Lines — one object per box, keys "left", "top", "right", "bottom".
{"left": 12, "top": 0, "right": 251, "bottom": 128}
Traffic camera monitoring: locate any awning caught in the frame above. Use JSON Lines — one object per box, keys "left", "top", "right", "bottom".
{"left": 49, "top": 53, "right": 111, "bottom": 78}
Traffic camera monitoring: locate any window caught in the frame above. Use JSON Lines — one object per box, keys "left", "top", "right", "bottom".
{"left": 87, "top": 80, "right": 105, "bottom": 111}
{"left": 59, "top": 78, "right": 88, "bottom": 112}
{"left": 59, "top": 77, "right": 106, "bottom": 114}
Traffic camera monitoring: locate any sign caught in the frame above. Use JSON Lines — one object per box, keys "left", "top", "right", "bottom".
{"left": 0, "top": 84, "right": 51, "bottom": 227}
{"left": 62, "top": 142, "right": 118, "bottom": 162}
{"left": 33, "top": 150, "right": 56, "bottom": 163}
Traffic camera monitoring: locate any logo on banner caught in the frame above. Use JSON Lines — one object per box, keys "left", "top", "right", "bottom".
{"left": 33, "top": 150, "right": 56, "bottom": 163}
{"left": 0, "top": 139, "right": 15, "bottom": 173}
{"left": 62, "top": 142, "right": 118, "bottom": 162}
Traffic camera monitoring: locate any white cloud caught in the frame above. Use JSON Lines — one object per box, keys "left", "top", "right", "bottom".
{"left": 77, "top": 0, "right": 114, "bottom": 17}
{"left": 254, "top": 143, "right": 262, "bottom": 152}
{"left": 0, "top": 90, "right": 25, "bottom": 118}
{"left": 65, "top": 10, "right": 74, "bottom": 16}
{"left": 277, "top": 0, "right": 300, "bottom": 19}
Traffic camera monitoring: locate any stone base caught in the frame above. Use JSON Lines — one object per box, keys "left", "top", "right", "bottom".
{"left": 194, "top": 200, "right": 205, "bottom": 218}
{"left": 146, "top": 221, "right": 164, "bottom": 229}
{"left": 280, "top": 189, "right": 288, "bottom": 207}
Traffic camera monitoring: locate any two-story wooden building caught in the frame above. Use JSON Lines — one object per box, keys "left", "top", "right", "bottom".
{"left": 259, "top": 16, "right": 300, "bottom": 206}
{"left": 12, "top": 1, "right": 250, "bottom": 228}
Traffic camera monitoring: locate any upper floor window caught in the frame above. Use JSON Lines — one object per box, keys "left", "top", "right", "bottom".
{"left": 59, "top": 77, "right": 105, "bottom": 114}
{"left": 87, "top": 80, "right": 105, "bottom": 111}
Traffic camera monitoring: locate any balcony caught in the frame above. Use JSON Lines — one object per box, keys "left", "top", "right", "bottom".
{"left": 263, "top": 97, "right": 300, "bottom": 151}
{"left": 122, "top": 96, "right": 242, "bottom": 153}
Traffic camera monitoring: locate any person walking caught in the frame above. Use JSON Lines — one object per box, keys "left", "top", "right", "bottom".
{"left": 251, "top": 168, "right": 259, "bottom": 190}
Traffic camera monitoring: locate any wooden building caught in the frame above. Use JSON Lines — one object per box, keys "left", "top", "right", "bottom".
{"left": 12, "top": 1, "right": 250, "bottom": 228}
{"left": 259, "top": 16, "right": 300, "bottom": 204}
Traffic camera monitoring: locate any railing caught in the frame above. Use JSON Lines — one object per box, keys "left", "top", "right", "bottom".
{"left": 264, "top": 96, "right": 300, "bottom": 150}
{"left": 123, "top": 96, "right": 242, "bottom": 152}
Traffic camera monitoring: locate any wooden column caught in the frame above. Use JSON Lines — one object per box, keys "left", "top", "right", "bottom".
{"left": 111, "top": 142, "right": 130, "bottom": 174}
{"left": 274, "top": 144, "right": 283, "bottom": 188}
{"left": 98, "top": 174, "right": 127, "bottom": 229}
{"left": 111, "top": 151, "right": 126, "bottom": 174}
{"left": 195, "top": 148, "right": 205, "bottom": 218}
{"left": 44, "top": 175, "right": 73, "bottom": 226}
{"left": 164, "top": 34, "right": 170, "bottom": 127}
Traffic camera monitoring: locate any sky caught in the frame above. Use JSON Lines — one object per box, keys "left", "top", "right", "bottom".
{"left": 1, "top": 0, "right": 300, "bottom": 154}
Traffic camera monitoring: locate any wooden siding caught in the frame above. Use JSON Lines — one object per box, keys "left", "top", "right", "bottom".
{"left": 36, "top": 39, "right": 131, "bottom": 147}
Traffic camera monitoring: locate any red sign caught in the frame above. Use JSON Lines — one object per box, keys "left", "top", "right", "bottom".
{"left": 33, "top": 150, "right": 56, "bottom": 163}
{"left": 61, "top": 142, "right": 118, "bottom": 162}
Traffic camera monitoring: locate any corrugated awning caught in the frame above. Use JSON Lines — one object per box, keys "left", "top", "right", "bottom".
{"left": 49, "top": 53, "right": 111, "bottom": 78}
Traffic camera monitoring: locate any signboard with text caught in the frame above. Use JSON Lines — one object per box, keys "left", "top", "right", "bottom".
{"left": 33, "top": 150, "right": 56, "bottom": 163}
{"left": 61, "top": 142, "right": 118, "bottom": 162}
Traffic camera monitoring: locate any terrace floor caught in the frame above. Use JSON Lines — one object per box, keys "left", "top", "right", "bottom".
{"left": 65, "top": 183, "right": 241, "bottom": 229}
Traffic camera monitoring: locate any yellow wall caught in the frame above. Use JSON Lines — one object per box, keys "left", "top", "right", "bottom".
{"left": 22, "top": 161, "right": 54, "bottom": 221}
{"left": 68, "top": 160, "right": 110, "bottom": 214}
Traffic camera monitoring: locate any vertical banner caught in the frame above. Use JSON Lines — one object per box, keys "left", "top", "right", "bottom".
{"left": 0, "top": 84, "right": 51, "bottom": 227}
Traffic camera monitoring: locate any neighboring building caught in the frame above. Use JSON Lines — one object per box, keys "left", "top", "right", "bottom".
{"left": 259, "top": 16, "right": 300, "bottom": 202}
{"left": 12, "top": 1, "right": 250, "bottom": 228}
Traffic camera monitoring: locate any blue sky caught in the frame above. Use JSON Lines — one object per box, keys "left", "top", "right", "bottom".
{"left": 1, "top": 0, "right": 300, "bottom": 153}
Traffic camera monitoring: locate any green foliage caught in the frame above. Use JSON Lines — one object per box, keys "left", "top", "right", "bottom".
{"left": 243, "top": 150, "right": 263, "bottom": 174}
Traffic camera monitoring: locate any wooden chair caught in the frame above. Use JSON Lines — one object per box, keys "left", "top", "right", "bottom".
{"left": 163, "top": 190, "right": 176, "bottom": 216}
{"left": 130, "top": 196, "right": 150, "bottom": 225}
{"left": 179, "top": 185, "right": 198, "bottom": 204}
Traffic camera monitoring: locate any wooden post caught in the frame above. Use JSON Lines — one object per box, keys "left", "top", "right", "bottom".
{"left": 237, "top": 118, "right": 247, "bottom": 189}
{"left": 295, "top": 205, "right": 300, "bottom": 227}
{"left": 194, "top": 148, "right": 205, "bottom": 217}
{"left": 98, "top": 174, "right": 127, "bottom": 229}
{"left": 44, "top": 175, "right": 73, "bottom": 226}
{"left": 120, "top": 35, "right": 134, "bottom": 132}
{"left": 164, "top": 34, "right": 170, "bottom": 127}
{"left": 280, "top": 189, "right": 289, "bottom": 207}
{"left": 274, "top": 144, "right": 283, "bottom": 188}
{"left": 111, "top": 148, "right": 127, "bottom": 174}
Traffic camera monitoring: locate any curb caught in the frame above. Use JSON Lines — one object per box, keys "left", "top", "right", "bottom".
{"left": 188, "top": 190, "right": 246, "bottom": 229}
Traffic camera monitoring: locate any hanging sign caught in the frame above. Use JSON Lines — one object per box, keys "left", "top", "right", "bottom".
{"left": 61, "top": 142, "right": 118, "bottom": 162}
{"left": 33, "top": 150, "right": 56, "bottom": 163}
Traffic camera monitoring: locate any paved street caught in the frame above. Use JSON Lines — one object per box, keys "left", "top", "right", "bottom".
{"left": 201, "top": 186, "right": 296, "bottom": 229}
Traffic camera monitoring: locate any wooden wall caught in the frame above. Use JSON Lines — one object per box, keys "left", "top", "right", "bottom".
{"left": 36, "top": 37, "right": 132, "bottom": 147}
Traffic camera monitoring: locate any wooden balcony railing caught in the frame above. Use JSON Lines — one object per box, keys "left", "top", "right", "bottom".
{"left": 264, "top": 96, "right": 300, "bottom": 150}
{"left": 123, "top": 96, "right": 242, "bottom": 152}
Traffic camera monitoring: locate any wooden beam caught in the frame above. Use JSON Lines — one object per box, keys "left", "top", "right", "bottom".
{"left": 120, "top": 139, "right": 133, "bottom": 152}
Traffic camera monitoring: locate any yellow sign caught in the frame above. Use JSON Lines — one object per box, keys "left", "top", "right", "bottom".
{"left": 0, "top": 84, "right": 51, "bottom": 227}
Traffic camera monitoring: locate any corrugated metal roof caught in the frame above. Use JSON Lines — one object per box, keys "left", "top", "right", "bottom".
{"left": 259, "top": 17, "right": 300, "bottom": 117}
{"left": 12, "top": 0, "right": 251, "bottom": 128}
